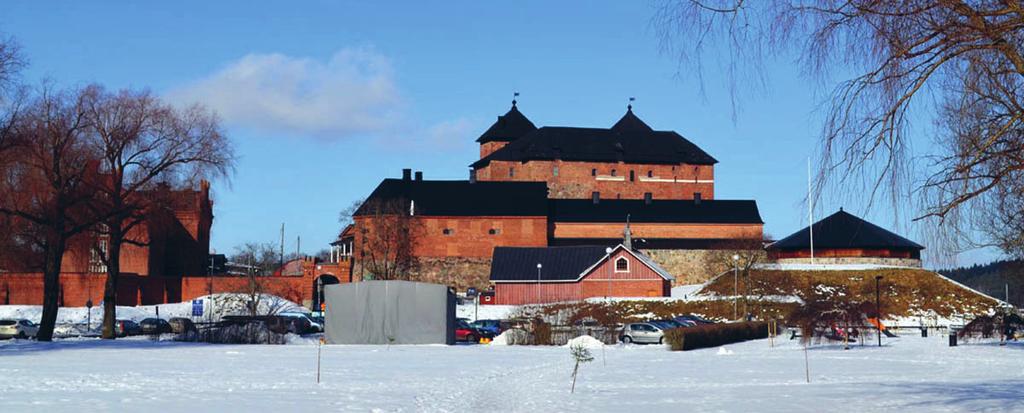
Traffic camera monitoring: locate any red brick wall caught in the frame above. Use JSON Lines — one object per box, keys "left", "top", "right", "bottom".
{"left": 414, "top": 216, "right": 548, "bottom": 257}
{"left": 771, "top": 248, "right": 918, "bottom": 260}
{"left": 0, "top": 273, "right": 142, "bottom": 306}
{"left": 476, "top": 159, "right": 714, "bottom": 200}
{"left": 554, "top": 222, "right": 763, "bottom": 240}
{"left": 480, "top": 142, "right": 508, "bottom": 159}
{"left": 355, "top": 215, "right": 548, "bottom": 259}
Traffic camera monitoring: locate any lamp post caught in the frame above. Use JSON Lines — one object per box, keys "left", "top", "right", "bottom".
{"left": 536, "top": 263, "right": 542, "bottom": 304}
{"left": 602, "top": 246, "right": 610, "bottom": 299}
{"left": 732, "top": 254, "right": 740, "bottom": 320}
{"left": 875, "top": 275, "right": 883, "bottom": 348}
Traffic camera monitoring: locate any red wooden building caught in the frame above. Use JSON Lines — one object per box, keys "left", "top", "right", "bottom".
{"left": 489, "top": 244, "right": 673, "bottom": 305}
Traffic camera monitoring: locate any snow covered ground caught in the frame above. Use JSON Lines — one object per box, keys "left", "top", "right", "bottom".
{"left": 1, "top": 333, "right": 1021, "bottom": 412}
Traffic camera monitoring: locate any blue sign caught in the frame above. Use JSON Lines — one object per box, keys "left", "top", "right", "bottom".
{"left": 191, "top": 299, "right": 203, "bottom": 317}
{"left": 467, "top": 287, "right": 478, "bottom": 297}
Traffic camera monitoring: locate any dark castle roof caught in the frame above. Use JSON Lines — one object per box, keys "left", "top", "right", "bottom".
{"left": 356, "top": 178, "right": 763, "bottom": 225}
{"left": 490, "top": 246, "right": 610, "bottom": 282}
{"left": 550, "top": 199, "right": 763, "bottom": 224}
{"left": 471, "top": 108, "right": 717, "bottom": 168}
{"left": 476, "top": 103, "right": 538, "bottom": 144}
{"left": 769, "top": 209, "right": 924, "bottom": 251}
{"left": 355, "top": 179, "right": 549, "bottom": 217}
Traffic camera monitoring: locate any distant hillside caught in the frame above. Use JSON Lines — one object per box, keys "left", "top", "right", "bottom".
{"left": 938, "top": 260, "right": 1024, "bottom": 307}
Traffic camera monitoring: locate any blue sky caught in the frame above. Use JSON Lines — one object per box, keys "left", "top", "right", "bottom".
{"left": 2, "top": 1, "right": 999, "bottom": 266}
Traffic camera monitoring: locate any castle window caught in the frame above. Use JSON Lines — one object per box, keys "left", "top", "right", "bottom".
{"left": 615, "top": 257, "right": 629, "bottom": 273}
{"left": 509, "top": 167, "right": 515, "bottom": 178}
{"left": 89, "top": 239, "right": 108, "bottom": 274}
{"left": 591, "top": 168, "right": 597, "bottom": 177}
{"left": 629, "top": 170, "right": 635, "bottom": 182}
{"left": 553, "top": 166, "right": 559, "bottom": 177}
{"left": 611, "top": 169, "right": 617, "bottom": 177}
{"left": 488, "top": 228, "right": 500, "bottom": 235}
{"left": 647, "top": 170, "right": 653, "bottom": 178}
{"left": 442, "top": 228, "right": 453, "bottom": 236}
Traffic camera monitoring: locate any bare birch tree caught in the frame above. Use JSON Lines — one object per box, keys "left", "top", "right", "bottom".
{"left": 655, "top": 1, "right": 1024, "bottom": 257}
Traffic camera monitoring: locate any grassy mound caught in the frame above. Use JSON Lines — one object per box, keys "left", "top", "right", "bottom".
{"left": 700, "top": 268, "right": 1000, "bottom": 319}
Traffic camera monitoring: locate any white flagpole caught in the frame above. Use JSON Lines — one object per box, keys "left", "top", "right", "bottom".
{"left": 808, "top": 158, "right": 814, "bottom": 265}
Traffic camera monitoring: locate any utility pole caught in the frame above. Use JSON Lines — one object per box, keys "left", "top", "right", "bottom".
{"left": 280, "top": 223, "right": 285, "bottom": 269}
{"left": 732, "top": 254, "right": 739, "bottom": 320}
{"left": 876, "top": 275, "right": 883, "bottom": 347}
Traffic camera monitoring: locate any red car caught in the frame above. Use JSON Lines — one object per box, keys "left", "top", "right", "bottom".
{"left": 455, "top": 319, "right": 481, "bottom": 343}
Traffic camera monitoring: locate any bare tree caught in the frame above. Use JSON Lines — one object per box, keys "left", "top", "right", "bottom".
{"left": 701, "top": 237, "right": 768, "bottom": 318}
{"left": 655, "top": 1, "right": 1024, "bottom": 257}
{"left": 353, "top": 198, "right": 420, "bottom": 281}
{"left": 230, "top": 242, "right": 294, "bottom": 276}
{"left": 0, "top": 86, "right": 101, "bottom": 341}
{"left": 81, "top": 85, "right": 234, "bottom": 339}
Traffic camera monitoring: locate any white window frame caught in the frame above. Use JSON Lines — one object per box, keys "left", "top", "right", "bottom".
{"left": 614, "top": 257, "right": 629, "bottom": 273}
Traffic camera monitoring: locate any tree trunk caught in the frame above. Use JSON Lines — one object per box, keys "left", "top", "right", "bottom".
{"left": 101, "top": 223, "right": 122, "bottom": 339}
{"left": 36, "top": 232, "right": 67, "bottom": 342}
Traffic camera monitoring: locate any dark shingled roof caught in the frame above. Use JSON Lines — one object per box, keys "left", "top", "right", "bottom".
{"left": 355, "top": 179, "right": 549, "bottom": 217}
{"left": 490, "top": 246, "right": 610, "bottom": 282}
{"left": 550, "top": 199, "right": 764, "bottom": 224}
{"left": 476, "top": 103, "right": 537, "bottom": 144}
{"left": 768, "top": 209, "right": 924, "bottom": 251}
{"left": 471, "top": 108, "right": 717, "bottom": 168}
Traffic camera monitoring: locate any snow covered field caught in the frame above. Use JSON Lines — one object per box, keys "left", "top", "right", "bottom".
{"left": 1, "top": 333, "right": 1022, "bottom": 412}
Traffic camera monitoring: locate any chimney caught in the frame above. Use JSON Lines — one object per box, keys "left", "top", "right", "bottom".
{"left": 592, "top": 192, "right": 600, "bottom": 204}
{"left": 402, "top": 168, "right": 412, "bottom": 181}
{"left": 469, "top": 169, "right": 477, "bottom": 183}
{"left": 415, "top": 171, "right": 423, "bottom": 181}
{"left": 644, "top": 192, "right": 652, "bottom": 205}
{"left": 694, "top": 192, "right": 702, "bottom": 205}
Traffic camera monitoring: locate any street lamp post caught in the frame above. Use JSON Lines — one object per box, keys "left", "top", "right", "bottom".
{"left": 536, "top": 263, "right": 542, "bottom": 304}
{"left": 732, "top": 254, "right": 740, "bottom": 320}
{"left": 875, "top": 275, "right": 883, "bottom": 347}
{"left": 602, "top": 245, "right": 610, "bottom": 301}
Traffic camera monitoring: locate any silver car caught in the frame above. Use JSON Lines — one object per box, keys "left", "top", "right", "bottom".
{"left": 620, "top": 322, "right": 664, "bottom": 344}
{"left": 0, "top": 319, "right": 39, "bottom": 339}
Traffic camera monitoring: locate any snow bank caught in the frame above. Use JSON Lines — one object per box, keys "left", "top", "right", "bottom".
{"left": 490, "top": 331, "right": 510, "bottom": 346}
{"left": 0, "top": 293, "right": 307, "bottom": 325}
{"left": 563, "top": 335, "right": 604, "bottom": 349}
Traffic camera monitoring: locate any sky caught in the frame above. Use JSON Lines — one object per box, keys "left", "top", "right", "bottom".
{"left": 1, "top": 1, "right": 1001, "bottom": 267}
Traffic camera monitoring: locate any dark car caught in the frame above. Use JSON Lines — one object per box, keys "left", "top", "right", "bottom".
{"left": 649, "top": 319, "right": 685, "bottom": 330}
{"left": 139, "top": 318, "right": 172, "bottom": 334}
{"left": 674, "top": 314, "right": 715, "bottom": 326}
{"left": 168, "top": 317, "right": 197, "bottom": 334}
{"left": 115, "top": 319, "right": 142, "bottom": 337}
{"left": 470, "top": 319, "right": 503, "bottom": 336}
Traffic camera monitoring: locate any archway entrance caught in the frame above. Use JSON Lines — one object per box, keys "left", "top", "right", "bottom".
{"left": 312, "top": 274, "right": 340, "bottom": 313}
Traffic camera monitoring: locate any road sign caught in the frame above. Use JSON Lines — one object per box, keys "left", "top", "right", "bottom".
{"left": 191, "top": 299, "right": 203, "bottom": 317}
{"left": 467, "top": 287, "right": 478, "bottom": 297}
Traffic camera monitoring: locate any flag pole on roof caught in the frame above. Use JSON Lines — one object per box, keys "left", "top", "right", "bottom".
{"left": 513, "top": 91, "right": 519, "bottom": 107}
{"left": 628, "top": 96, "right": 635, "bottom": 111}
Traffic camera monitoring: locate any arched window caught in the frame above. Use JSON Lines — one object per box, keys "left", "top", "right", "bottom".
{"left": 615, "top": 257, "right": 629, "bottom": 273}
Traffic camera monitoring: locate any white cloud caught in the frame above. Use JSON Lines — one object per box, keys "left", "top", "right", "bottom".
{"left": 168, "top": 47, "right": 401, "bottom": 138}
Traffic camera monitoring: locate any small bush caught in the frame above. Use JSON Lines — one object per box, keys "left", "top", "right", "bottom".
{"left": 664, "top": 321, "right": 769, "bottom": 351}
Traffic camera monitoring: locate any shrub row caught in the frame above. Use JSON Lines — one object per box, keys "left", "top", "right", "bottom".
{"left": 663, "top": 321, "right": 770, "bottom": 351}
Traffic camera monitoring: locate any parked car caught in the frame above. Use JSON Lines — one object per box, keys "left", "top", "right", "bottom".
{"left": 649, "top": 319, "right": 685, "bottom": 330}
{"left": 456, "top": 319, "right": 494, "bottom": 343}
{"left": 619, "top": 322, "right": 665, "bottom": 344}
{"left": 674, "top": 314, "right": 715, "bottom": 326}
{"left": 269, "top": 314, "right": 312, "bottom": 335}
{"left": 470, "top": 319, "right": 503, "bottom": 336}
{"left": 115, "top": 319, "right": 142, "bottom": 337}
{"left": 0, "top": 319, "right": 39, "bottom": 339}
{"left": 139, "top": 318, "right": 172, "bottom": 334}
{"left": 168, "top": 317, "right": 197, "bottom": 334}
{"left": 279, "top": 312, "right": 323, "bottom": 333}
